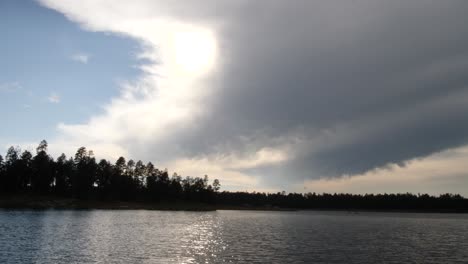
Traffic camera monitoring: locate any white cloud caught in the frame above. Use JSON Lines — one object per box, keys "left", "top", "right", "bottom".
{"left": 71, "top": 53, "right": 90, "bottom": 64}
{"left": 48, "top": 92, "right": 60, "bottom": 103}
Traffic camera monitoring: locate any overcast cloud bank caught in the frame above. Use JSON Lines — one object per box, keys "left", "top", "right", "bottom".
{"left": 37, "top": 0, "right": 468, "bottom": 193}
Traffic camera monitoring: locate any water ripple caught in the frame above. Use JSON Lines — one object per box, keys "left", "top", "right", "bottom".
{"left": 1, "top": 210, "right": 468, "bottom": 263}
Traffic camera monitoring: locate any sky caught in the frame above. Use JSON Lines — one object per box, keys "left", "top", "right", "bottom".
{"left": 3, "top": 0, "right": 468, "bottom": 194}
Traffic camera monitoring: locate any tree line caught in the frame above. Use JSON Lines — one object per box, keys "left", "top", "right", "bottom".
{"left": 217, "top": 191, "right": 468, "bottom": 211}
{"left": 0, "top": 140, "right": 220, "bottom": 203}
{"left": 1, "top": 140, "right": 468, "bottom": 211}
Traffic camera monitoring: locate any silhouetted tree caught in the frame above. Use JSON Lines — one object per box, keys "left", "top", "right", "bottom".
{"left": 18, "top": 150, "right": 33, "bottom": 190}
{"left": 96, "top": 159, "right": 112, "bottom": 192}
{"left": 111, "top": 156, "right": 127, "bottom": 200}
{"left": 213, "top": 179, "right": 221, "bottom": 192}
{"left": 31, "top": 140, "right": 54, "bottom": 193}
{"left": 134, "top": 160, "right": 146, "bottom": 189}
{"left": 72, "top": 147, "right": 97, "bottom": 199}
{"left": 3, "top": 146, "right": 21, "bottom": 193}
{"left": 168, "top": 172, "right": 183, "bottom": 199}
{"left": 54, "top": 154, "right": 73, "bottom": 195}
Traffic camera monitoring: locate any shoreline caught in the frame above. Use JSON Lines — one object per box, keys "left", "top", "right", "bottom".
{"left": 2, "top": 195, "right": 468, "bottom": 213}
{"left": 0, "top": 195, "right": 217, "bottom": 211}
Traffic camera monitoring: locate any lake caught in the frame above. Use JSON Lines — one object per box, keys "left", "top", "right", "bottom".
{"left": 1, "top": 210, "right": 468, "bottom": 263}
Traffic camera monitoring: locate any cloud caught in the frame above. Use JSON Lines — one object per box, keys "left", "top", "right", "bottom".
{"left": 37, "top": 0, "right": 468, "bottom": 191}
{"left": 71, "top": 53, "right": 90, "bottom": 64}
{"left": 302, "top": 145, "right": 468, "bottom": 196}
{"left": 47, "top": 92, "right": 60, "bottom": 103}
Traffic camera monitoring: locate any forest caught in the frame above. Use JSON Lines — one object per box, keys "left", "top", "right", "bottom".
{"left": 1, "top": 140, "right": 468, "bottom": 212}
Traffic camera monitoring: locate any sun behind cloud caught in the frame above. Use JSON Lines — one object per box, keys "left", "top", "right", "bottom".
{"left": 170, "top": 26, "right": 217, "bottom": 76}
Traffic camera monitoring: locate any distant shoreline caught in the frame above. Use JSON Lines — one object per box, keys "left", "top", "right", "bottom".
{"left": 0, "top": 194, "right": 216, "bottom": 211}
{"left": 2, "top": 195, "right": 468, "bottom": 213}
{"left": 0, "top": 194, "right": 291, "bottom": 211}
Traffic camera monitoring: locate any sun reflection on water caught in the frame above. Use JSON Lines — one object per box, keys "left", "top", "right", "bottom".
{"left": 178, "top": 213, "right": 228, "bottom": 263}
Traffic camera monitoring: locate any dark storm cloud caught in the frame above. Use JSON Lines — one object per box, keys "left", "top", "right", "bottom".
{"left": 169, "top": 1, "right": 468, "bottom": 179}
{"left": 41, "top": 0, "right": 468, "bottom": 184}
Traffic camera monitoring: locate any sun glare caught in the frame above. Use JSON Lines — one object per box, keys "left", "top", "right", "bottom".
{"left": 172, "top": 28, "right": 217, "bottom": 75}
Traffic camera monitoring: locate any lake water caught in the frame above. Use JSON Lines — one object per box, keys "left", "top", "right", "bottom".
{"left": 1, "top": 210, "right": 468, "bottom": 263}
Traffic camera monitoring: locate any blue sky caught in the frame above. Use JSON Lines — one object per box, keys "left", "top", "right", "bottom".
{"left": 0, "top": 0, "right": 141, "bottom": 145}
{"left": 4, "top": 0, "right": 468, "bottom": 194}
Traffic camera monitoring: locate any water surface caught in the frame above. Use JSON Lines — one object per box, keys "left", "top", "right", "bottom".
{"left": 1, "top": 210, "right": 467, "bottom": 263}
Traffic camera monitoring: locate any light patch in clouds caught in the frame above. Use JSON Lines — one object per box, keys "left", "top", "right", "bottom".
{"left": 172, "top": 28, "right": 217, "bottom": 75}
{"left": 163, "top": 147, "right": 289, "bottom": 190}
{"left": 48, "top": 92, "right": 60, "bottom": 103}
{"left": 167, "top": 158, "right": 259, "bottom": 190}
{"left": 71, "top": 53, "right": 90, "bottom": 64}
{"left": 302, "top": 145, "right": 468, "bottom": 196}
